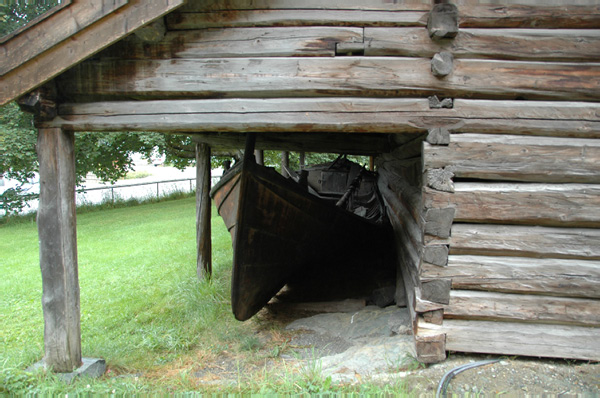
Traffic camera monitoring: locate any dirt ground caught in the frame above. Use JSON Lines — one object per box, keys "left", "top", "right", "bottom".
{"left": 190, "top": 303, "right": 600, "bottom": 395}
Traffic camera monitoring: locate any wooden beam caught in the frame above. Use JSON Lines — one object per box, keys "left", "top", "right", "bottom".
{"left": 103, "top": 27, "right": 363, "bottom": 59}
{"left": 419, "top": 319, "right": 600, "bottom": 361}
{"left": 424, "top": 183, "right": 600, "bottom": 228}
{"left": 56, "top": 57, "right": 600, "bottom": 102}
{"left": 423, "top": 134, "right": 600, "bottom": 183}
{"left": 459, "top": 5, "right": 600, "bottom": 29}
{"left": 366, "top": 28, "right": 600, "bottom": 62}
{"left": 196, "top": 143, "right": 212, "bottom": 280}
{"left": 166, "top": 10, "right": 427, "bottom": 29}
{"left": 1, "top": 0, "right": 185, "bottom": 105}
{"left": 444, "top": 290, "right": 600, "bottom": 327}
{"left": 422, "top": 255, "right": 600, "bottom": 299}
{"left": 192, "top": 132, "right": 391, "bottom": 155}
{"left": 178, "top": 0, "right": 432, "bottom": 12}
{"left": 0, "top": 0, "right": 128, "bottom": 76}
{"left": 449, "top": 224, "right": 600, "bottom": 260}
{"left": 37, "top": 128, "right": 81, "bottom": 372}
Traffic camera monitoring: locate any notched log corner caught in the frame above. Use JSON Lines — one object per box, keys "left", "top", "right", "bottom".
{"left": 423, "top": 244, "right": 449, "bottom": 267}
{"left": 421, "top": 278, "right": 452, "bottom": 305}
{"left": 431, "top": 51, "right": 454, "bottom": 77}
{"left": 428, "top": 3, "right": 459, "bottom": 40}
{"left": 415, "top": 333, "right": 447, "bottom": 363}
{"left": 426, "top": 167, "right": 454, "bottom": 192}
{"left": 428, "top": 96, "right": 453, "bottom": 109}
{"left": 424, "top": 207, "right": 455, "bottom": 238}
{"left": 426, "top": 128, "right": 450, "bottom": 145}
{"left": 17, "top": 88, "right": 57, "bottom": 123}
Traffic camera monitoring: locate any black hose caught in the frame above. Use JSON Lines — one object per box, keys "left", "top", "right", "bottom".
{"left": 436, "top": 359, "right": 500, "bottom": 398}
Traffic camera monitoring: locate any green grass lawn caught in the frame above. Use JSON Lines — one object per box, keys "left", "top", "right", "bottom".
{"left": 1, "top": 197, "right": 408, "bottom": 395}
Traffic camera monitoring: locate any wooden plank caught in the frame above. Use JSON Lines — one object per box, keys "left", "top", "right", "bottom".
{"left": 48, "top": 98, "right": 600, "bottom": 137}
{"left": 166, "top": 10, "right": 427, "bottom": 29}
{"left": 449, "top": 224, "right": 600, "bottom": 260}
{"left": 418, "top": 318, "right": 600, "bottom": 361}
{"left": 421, "top": 255, "right": 600, "bottom": 299}
{"left": 459, "top": 5, "right": 600, "bottom": 29}
{"left": 1, "top": 0, "right": 185, "bottom": 106}
{"left": 445, "top": 290, "right": 600, "bottom": 327}
{"left": 192, "top": 132, "right": 392, "bottom": 155}
{"left": 196, "top": 143, "right": 211, "bottom": 280}
{"left": 178, "top": 0, "right": 432, "bottom": 12}
{"left": 0, "top": 0, "right": 129, "bottom": 76}
{"left": 424, "top": 183, "right": 600, "bottom": 228}
{"left": 424, "top": 134, "right": 600, "bottom": 183}
{"left": 37, "top": 128, "right": 81, "bottom": 372}
{"left": 365, "top": 28, "right": 600, "bottom": 61}
{"left": 102, "top": 27, "right": 363, "bottom": 59}
{"left": 56, "top": 57, "right": 600, "bottom": 102}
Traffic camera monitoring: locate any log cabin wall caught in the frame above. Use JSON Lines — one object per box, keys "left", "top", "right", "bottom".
{"left": 38, "top": 0, "right": 600, "bottom": 362}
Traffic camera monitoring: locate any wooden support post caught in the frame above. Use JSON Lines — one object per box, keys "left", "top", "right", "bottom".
{"left": 196, "top": 143, "right": 212, "bottom": 280}
{"left": 299, "top": 152, "right": 306, "bottom": 170}
{"left": 281, "top": 151, "right": 290, "bottom": 177}
{"left": 37, "top": 127, "right": 82, "bottom": 373}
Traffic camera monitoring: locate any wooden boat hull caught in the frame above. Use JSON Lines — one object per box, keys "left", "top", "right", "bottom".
{"left": 212, "top": 160, "right": 390, "bottom": 321}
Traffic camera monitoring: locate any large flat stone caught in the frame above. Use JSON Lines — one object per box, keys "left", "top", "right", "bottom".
{"left": 27, "top": 357, "right": 106, "bottom": 383}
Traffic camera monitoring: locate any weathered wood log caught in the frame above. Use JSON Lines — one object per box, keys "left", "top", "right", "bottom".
{"left": 104, "top": 27, "right": 363, "bottom": 59}
{"left": 426, "top": 128, "right": 450, "bottom": 145}
{"left": 1, "top": 0, "right": 186, "bottom": 105}
{"left": 449, "top": 224, "right": 600, "bottom": 260}
{"left": 133, "top": 18, "right": 167, "bottom": 43}
{"left": 459, "top": 5, "right": 600, "bottom": 29}
{"left": 37, "top": 128, "right": 82, "bottom": 372}
{"left": 178, "top": 0, "right": 432, "bottom": 12}
{"left": 424, "top": 208, "right": 455, "bottom": 239}
{"left": 376, "top": 165, "right": 422, "bottom": 223}
{"left": 421, "top": 255, "right": 600, "bottom": 299}
{"left": 47, "top": 98, "right": 600, "bottom": 137}
{"left": 192, "top": 131, "right": 391, "bottom": 155}
{"left": 365, "top": 28, "right": 600, "bottom": 61}
{"left": 425, "top": 168, "right": 454, "bottom": 192}
{"left": 423, "top": 245, "right": 449, "bottom": 267}
{"left": 56, "top": 57, "right": 600, "bottom": 102}
{"left": 427, "top": 3, "right": 459, "bottom": 40}
{"left": 281, "top": 151, "right": 290, "bottom": 177}
{"left": 424, "top": 183, "right": 600, "bottom": 228}
{"left": 418, "top": 318, "right": 600, "bottom": 361}
{"left": 421, "top": 278, "right": 452, "bottom": 305}
{"left": 196, "top": 143, "right": 212, "bottom": 280}
{"left": 0, "top": 0, "right": 128, "bottom": 76}
{"left": 415, "top": 332, "right": 446, "bottom": 363}
{"left": 424, "top": 134, "right": 600, "bottom": 183}
{"left": 166, "top": 10, "right": 427, "bottom": 29}
{"left": 444, "top": 290, "right": 600, "bottom": 327}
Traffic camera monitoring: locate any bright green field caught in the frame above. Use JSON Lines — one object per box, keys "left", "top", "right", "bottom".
{"left": 1, "top": 197, "right": 409, "bottom": 395}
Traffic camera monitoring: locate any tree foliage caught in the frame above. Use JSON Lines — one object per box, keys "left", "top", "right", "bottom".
{"left": 0, "top": 0, "right": 62, "bottom": 37}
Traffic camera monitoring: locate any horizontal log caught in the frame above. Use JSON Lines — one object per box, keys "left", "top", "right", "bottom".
{"left": 459, "top": 5, "right": 600, "bottom": 29}
{"left": 424, "top": 183, "right": 600, "bottom": 228}
{"left": 166, "top": 10, "right": 427, "bottom": 29}
{"left": 421, "top": 255, "right": 600, "bottom": 299}
{"left": 191, "top": 131, "right": 391, "bottom": 154}
{"left": 178, "top": 0, "right": 432, "bottom": 12}
{"left": 423, "top": 134, "right": 600, "bottom": 183}
{"left": 56, "top": 57, "right": 600, "bottom": 102}
{"left": 101, "top": 27, "right": 363, "bottom": 59}
{"left": 418, "top": 318, "right": 600, "bottom": 361}
{"left": 445, "top": 290, "right": 600, "bottom": 327}
{"left": 365, "top": 28, "right": 600, "bottom": 61}
{"left": 449, "top": 224, "right": 600, "bottom": 260}
{"left": 48, "top": 98, "right": 600, "bottom": 137}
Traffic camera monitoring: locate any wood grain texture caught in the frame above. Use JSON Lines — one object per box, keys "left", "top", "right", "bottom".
{"left": 449, "top": 224, "right": 600, "bottom": 260}
{"left": 0, "top": 0, "right": 128, "bottom": 75}
{"left": 459, "top": 5, "right": 600, "bottom": 29}
{"left": 37, "top": 128, "right": 81, "bottom": 372}
{"left": 424, "top": 183, "right": 600, "bottom": 228}
{"left": 196, "top": 143, "right": 211, "bottom": 280}
{"left": 166, "top": 10, "right": 427, "bottom": 29}
{"left": 423, "top": 134, "right": 600, "bottom": 183}
{"left": 365, "top": 28, "right": 600, "bottom": 61}
{"left": 421, "top": 255, "right": 600, "bottom": 299}
{"left": 56, "top": 57, "right": 600, "bottom": 102}
{"left": 418, "top": 318, "right": 600, "bottom": 361}
{"left": 444, "top": 290, "right": 600, "bottom": 327}
{"left": 1, "top": 0, "right": 185, "bottom": 105}
{"left": 178, "top": 0, "right": 432, "bottom": 12}
{"left": 102, "top": 27, "right": 363, "bottom": 59}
